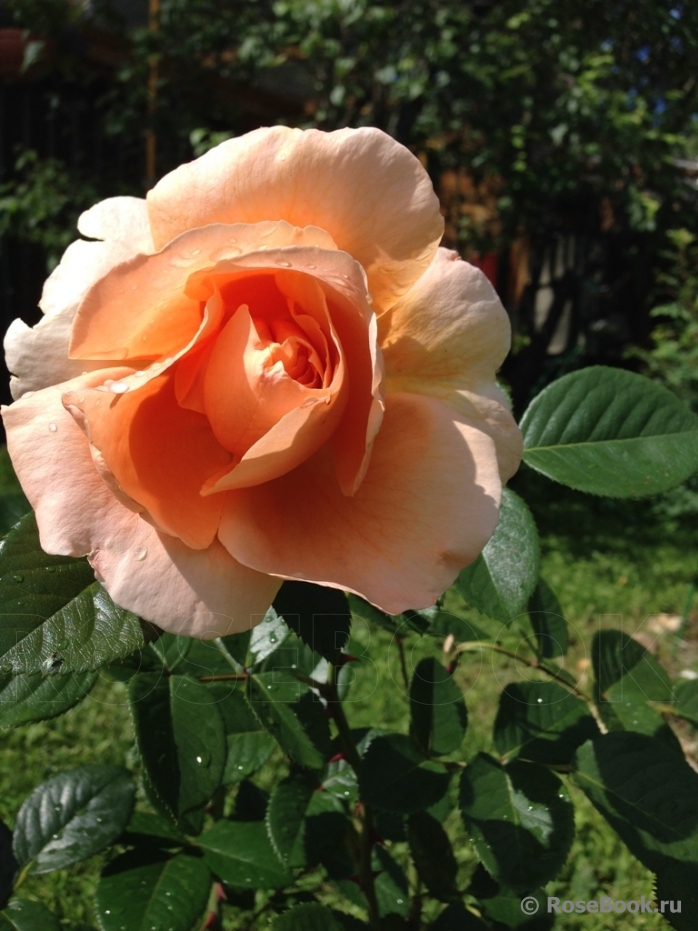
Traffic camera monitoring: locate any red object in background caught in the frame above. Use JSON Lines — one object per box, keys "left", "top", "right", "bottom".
{"left": 469, "top": 252, "right": 499, "bottom": 289}
{"left": 0, "top": 29, "right": 26, "bottom": 77}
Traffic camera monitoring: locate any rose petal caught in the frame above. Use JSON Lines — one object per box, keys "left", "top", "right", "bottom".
{"left": 69, "top": 221, "right": 338, "bottom": 362}
{"left": 380, "top": 248, "right": 511, "bottom": 381}
{"left": 380, "top": 248, "right": 522, "bottom": 482}
{"left": 1, "top": 375, "right": 278, "bottom": 637}
{"left": 218, "top": 392, "right": 502, "bottom": 614}
{"left": 199, "top": 272, "right": 348, "bottom": 491}
{"left": 147, "top": 126, "right": 444, "bottom": 311}
{"left": 89, "top": 523, "right": 281, "bottom": 638}
{"left": 63, "top": 373, "right": 232, "bottom": 549}
{"left": 78, "top": 196, "right": 155, "bottom": 254}
{"left": 183, "top": 250, "right": 384, "bottom": 495}
{"left": 5, "top": 239, "right": 135, "bottom": 400}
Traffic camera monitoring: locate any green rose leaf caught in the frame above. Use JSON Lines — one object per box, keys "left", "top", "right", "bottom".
{"left": 654, "top": 861, "right": 698, "bottom": 931}
{"left": 123, "top": 810, "right": 186, "bottom": 846}
{"left": 266, "top": 774, "right": 315, "bottom": 868}
{"left": 592, "top": 630, "right": 680, "bottom": 746}
{"left": 459, "top": 754, "right": 574, "bottom": 892}
{"left": 358, "top": 733, "right": 451, "bottom": 813}
{"left": 373, "top": 845, "right": 409, "bottom": 918}
{"left": 429, "top": 903, "right": 491, "bottom": 930}
{"left": 674, "top": 679, "right": 698, "bottom": 726}
{"left": 249, "top": 610, "right": 290, "bottom": 665}
{"left": 271, "top": 903, "right": 347, "bottom": 931}
{"left": 13, "top": 765, "right": 134, "bottom": 874}
{"left": 273, "top": 580, "right": 351, "bottom": 662}
{"left": 205, "top": 685, "right": 276, "bottom": 785}
{"left": 572, "top": 732, "right": 698, "bottom": 870}
{"left": 96, "top": 849, "right": 211, "bottom": 931}
{"left": 409, "top": 657, "right": 467, "bottom": 756}
{"left": 456, "top": 489, "right": 540, "bottom": 624}
{"left": 408, "top": 811, "right": 459, "bottom": 902}
{"left": 129, "top": 673, "right": 227, "bottom": 834}
{"left": 526, "top": 579, "right": 568, "bottom": 659}
{"left": 247, "top": 673, "right": 331, "bottom": 770}
{"left": 0, "top": 514, "right": 145, "bottom": 674}
{"left": 0, "top": 448, "right": 30, "bottom": 538}
{"left": 520, "top": 366, "right": 698, "bottom": 497}
{"left": 0, "top": 669, "right": 96, "bottom": 728}
{"left": 197, "top": 819, "right": 292, "bottom": 888}
{"left": 467, "top": 864, "right": 553, "bottom": 930}
{"left": 494, "top": 681, "right": 599, "bottom": 764}
{"left": 0, "top": 901, "right": 61, "bottom": 931}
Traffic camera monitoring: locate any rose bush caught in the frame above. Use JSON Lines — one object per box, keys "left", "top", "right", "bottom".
{"left": 2, "top": 126, "right": 521, "bottom": 637}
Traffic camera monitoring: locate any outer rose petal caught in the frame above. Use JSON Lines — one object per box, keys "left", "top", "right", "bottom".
{"left": 5, "top": 239, "right": 135, "bottom": 399}
{"left": 380, "top": 248, "right": 522, "bottom": 482}
{"left": 1, "top": 373, "right": 278, "bottom": 637}
{"left": 218, "top": 392, "right": 502, "bottom": 614}
{"left": 63, "top": 373, "right": 233, "bottom": 549}
{"left": 78, "top": 196, "right": 155, "bottom": 254}
{"left": 146, "top": 126, "right": 444, "bottom": 311}
{"left": 379, "top": 248, "right": 511, "bottom": 380}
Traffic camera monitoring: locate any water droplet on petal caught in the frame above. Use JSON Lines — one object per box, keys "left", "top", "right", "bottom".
{"left": 306, "top": 264, "right": 317, "bottom": 269}
{"left": 48, "top": 422, "right": 57, "bottom": 433}
{"left": 109, "top": 381, "right": 130, "bottom": 394}
{"left": 275, "top": 259, "right": 291, "bottom": 268}
{"left": 228, "top": 236, "right": 238, "bottom": 243}
{"left": 134, "top": 547, "right": 148, "bottom": 561}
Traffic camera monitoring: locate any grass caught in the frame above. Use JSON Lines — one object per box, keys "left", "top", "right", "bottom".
{"left": 0, "top": 467, "right": 696, "bottom": 929}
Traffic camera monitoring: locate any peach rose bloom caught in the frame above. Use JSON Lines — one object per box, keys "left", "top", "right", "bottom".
{"left": 2, "top": 127, "right": 522, "bottom": 637}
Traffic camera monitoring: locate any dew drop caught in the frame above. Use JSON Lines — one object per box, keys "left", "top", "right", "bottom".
{"left": 397, "top": 899, "right": 403, "bottom": 905}
{"left": 109, "top": 381, "right": 130, "bottom": 395}
{"left": 45, "top": 566, "right": 55, "bottom": 573}
{"left": 341, "top": 273, "right": 350, "bottom": 279}
{"left": 536, "top": 697, "right": 543, "bottom": 703}
{"left": 279, "top": 154, "right": 286, "bottom": 161}
{"left": 12, "top": 574, "right": 23, "bottom": 583}
{"left": 306, "top": 264, "right": 317, "bottom": 269}
{"left": 134, "top": 547, "right": 148, "bottom": 561}
{"left": 105, "top": 910, "right": 110, "bottom": 915}
{"left": 96, "top": 817, "right": 102, "bottom": 823}
{"left": 48, "top": 422, "right": 57, "bottom": 433}
{"left": 238, "top": 764, "right": 244, "bottom": 770}
{"left": 275, "top": 259, "right": 292, "bottom": 268}
{"left": 196, "top": 755, "right": 202, "bottom": 763}
{"left": 134, "top": 369, "right": 147, "bottom": 377}
{"left": 228, "top": 236, "right": 238, "bottom": 243}
{"left": 191, "top": 249, "right": 201, "bottom": 256}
